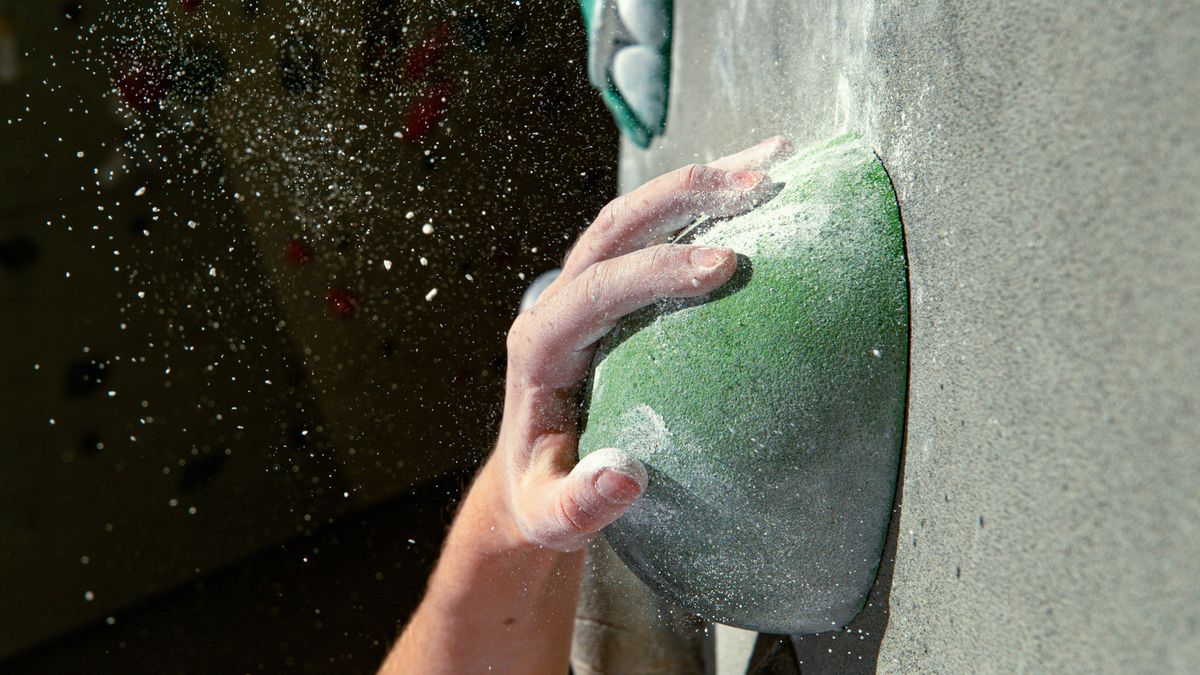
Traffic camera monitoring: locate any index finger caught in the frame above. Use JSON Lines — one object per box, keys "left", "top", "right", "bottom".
{"left": 507, "top": 243, "right": 736, "bottom": 390}
{"left": 707, "top": 135, "right": 794, "bottom": 172}
{"left": 557, "top": 163, "right": 771, "bottom": 283}
{"left": 556, "top": 136, "right": 794, "bottom": 285}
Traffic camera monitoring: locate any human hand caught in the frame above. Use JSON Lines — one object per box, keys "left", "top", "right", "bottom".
{"left": 492, "top": 136, "right": 795, "bottom": 552}
{"left": 384, "top": 137, "right": 795, "bottom": 675}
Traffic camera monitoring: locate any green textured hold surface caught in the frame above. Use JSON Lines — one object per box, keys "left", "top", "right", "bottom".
{"left": 578, "top": 135, "right": 908, "bottom": 633}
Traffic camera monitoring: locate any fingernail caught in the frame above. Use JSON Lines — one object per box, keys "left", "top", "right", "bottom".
{"left": 733, "top": 170, "right": 767, "bottom": 190}
{"left": 691, "top": 246, "right": 733, "bottom": 270}
{"left": 596, "top": 469, "right": 643, "bottom": 504}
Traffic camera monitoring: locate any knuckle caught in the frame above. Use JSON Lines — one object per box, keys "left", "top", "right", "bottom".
{"left": 557, "top": 492, "right": 591, "bottom": 534}
{"left": 564, "top": 201, "right": 624, "bottom": 274}
{"left": 580, "top": 262, "right": 612, "bottom": 303}
{"left": 506, "top": 313, "right": 534, "bottom": 354}
{"left": 647, "top": 243, "right": 678, "bottom": 270}
{"left": 593, "top": 199, "right": 625, "bottom": 238}
{"left": 676, "top": 163, "right": 710, "bottom": 192}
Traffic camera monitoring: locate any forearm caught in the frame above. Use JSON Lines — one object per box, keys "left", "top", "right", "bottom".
{"left": 381, "top": 456, "right": 584, "bottom": 675}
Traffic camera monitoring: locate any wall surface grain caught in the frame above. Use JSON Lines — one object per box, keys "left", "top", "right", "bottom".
{"left": 618, "top": 1, "right": 1200, "bottom": 671}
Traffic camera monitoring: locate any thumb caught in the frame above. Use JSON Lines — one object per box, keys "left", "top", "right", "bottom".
{"left": 525, "top": 448, "right": 648, "bottom": 552}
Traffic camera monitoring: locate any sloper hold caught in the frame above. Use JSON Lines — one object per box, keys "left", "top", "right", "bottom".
{"left": 579, "top": 134, "right": 908, "bottom": 634}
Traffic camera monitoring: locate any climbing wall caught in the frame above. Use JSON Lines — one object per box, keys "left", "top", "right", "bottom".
{"left": 613, "top": 0, "right": 1200, "bottom": 672}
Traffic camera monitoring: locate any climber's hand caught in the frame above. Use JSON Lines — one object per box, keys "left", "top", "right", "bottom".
{"left": 495, "top": 135, "right": 795, "bottom": 551}
{"left": 384, "top": 136, "right": 794, "bottom": 675}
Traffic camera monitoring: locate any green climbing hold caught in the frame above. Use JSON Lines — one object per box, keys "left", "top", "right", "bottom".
{"left": 579, "top": 134, "right": 908, "bottom": 633}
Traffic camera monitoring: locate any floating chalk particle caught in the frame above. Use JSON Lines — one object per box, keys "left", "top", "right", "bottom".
{"left": 421, "top": 223, "right": 434, "bottom": 235}
{"left": 382, "top": 259, "right": 393, "bottom": 270}
{"left": 424, "top": 288, "right": 438, "bottom": 301}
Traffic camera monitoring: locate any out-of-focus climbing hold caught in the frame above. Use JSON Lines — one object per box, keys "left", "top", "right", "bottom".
{"left": 610, "top": 46, "right": 666, "bottom": 139}
{"left": 0, "top": 10, "right": 19, "bottom": 85}
{"left": 284, "top": 239, "right": 313, "bottom": 267}
{"left": 617, "top": 0, "right": 668, "bottom": 48}
{"left": 326, "top": 287, "right": 359, "bottom": 318}
{"left": 169, "top": 40, "right": 227, "bottom": 102}
{"left": 278, "top": 32, "right": 325, "bottom": 98}
{"left": 114, "top": 47, "right": 169, "bottom": 112}
{"left": 579, "top": 135, "right": 909, "bottom": 634}
{"left": 403, "top": 22, "right": 451, "bottom": 83}
{"left": 403, "top": 81, "right": 453, "bottom": 145}
{"left": 579, "top": 0, "right": 672, "bottom": 147}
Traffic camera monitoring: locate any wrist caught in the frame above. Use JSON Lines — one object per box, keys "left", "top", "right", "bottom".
{"left": 424, "top": 452, "right": 584, "bottom": 611}
{"left": 457, "top": 454, "right": 538, "bottom": 553}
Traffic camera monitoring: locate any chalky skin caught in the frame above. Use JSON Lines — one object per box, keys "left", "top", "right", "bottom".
{"left": 580, "top": 135, "right": 908, "bottom": 633}
{"left": 383, "top": 137, "right": 795, "bottom": 674}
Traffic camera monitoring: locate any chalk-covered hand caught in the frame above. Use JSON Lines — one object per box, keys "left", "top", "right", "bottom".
{"left": 494, "top": 136, "right": 795, "bottom": 551}
{"left": 384, "top": 136, "right": 794, "bottom": 675}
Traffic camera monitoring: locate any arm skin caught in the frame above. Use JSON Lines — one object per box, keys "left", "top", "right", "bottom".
{"left": 380, "top": 136, "right": 794, "bottom": 675}
{"left": 379, "top": 454, "right": 586, "bottom": 674}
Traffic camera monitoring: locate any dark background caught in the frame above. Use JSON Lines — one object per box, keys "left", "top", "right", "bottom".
{"left": 0, "top": 0, "right": 615, "bottom": 671}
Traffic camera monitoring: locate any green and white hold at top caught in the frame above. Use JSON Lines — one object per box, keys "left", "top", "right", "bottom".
{"left": 580, "top": 0, "right": 673, "bottom": 147}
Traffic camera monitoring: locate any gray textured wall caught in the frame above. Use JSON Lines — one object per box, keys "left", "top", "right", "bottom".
{"left": 618, "top": 1, "right": 1200, "bottom": 671}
